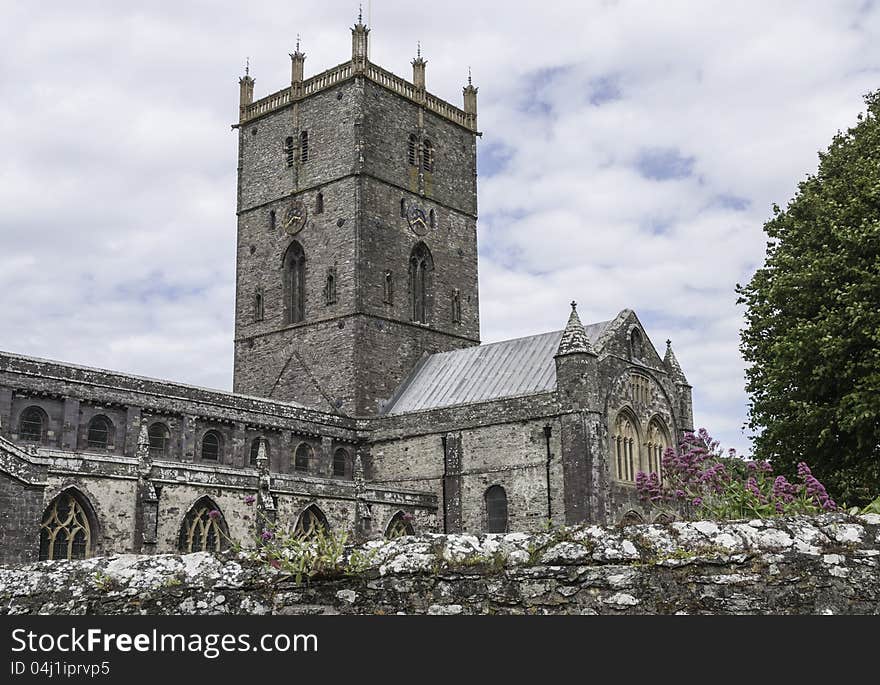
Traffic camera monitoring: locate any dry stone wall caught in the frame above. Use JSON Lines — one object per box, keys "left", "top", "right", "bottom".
{"left": 2, "top": 514, "right": 877, "bottom": 615}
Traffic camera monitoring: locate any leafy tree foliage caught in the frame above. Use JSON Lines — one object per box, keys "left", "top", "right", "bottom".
{"left": 736, "top": 91, "right": 880, "bottom": 506}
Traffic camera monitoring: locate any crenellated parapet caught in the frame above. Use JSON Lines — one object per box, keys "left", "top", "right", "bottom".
{"left": 237, "top": 22, "right": 477, "bottom": 132}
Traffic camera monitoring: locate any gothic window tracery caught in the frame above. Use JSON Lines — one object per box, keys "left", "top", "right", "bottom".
{"left": 178, "top": 497, "right": 228, "bottom": 553}
{"left": 294, "top": 505, "right": 328, "bottom": 539}
{"left": 614, "top": 412, "right": 638, "bottom": 482}
{"left": 39, "top": 490, "right": 95, "bottom": 561}
{"left": 385, "top": 512, "right": 415, "bottom": 539}
{"left": 646, "top": 418, "right": 670, "bottom": 478}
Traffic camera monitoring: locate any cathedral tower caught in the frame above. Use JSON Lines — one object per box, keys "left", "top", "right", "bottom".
{"left": 232, "top": 18, "right": 481, "bottom": 416}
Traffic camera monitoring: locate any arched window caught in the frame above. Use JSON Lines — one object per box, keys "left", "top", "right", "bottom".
{"left": 485, "top": 485, "right": 508, "bottom": 533}
{"left": 621, "top": 510, "right": 645, "bottom": 525}
{"left": 253, "top": 288, "right": 264, "bottom": 322}
{"left": 630, "top": 328, "right": 644, "bottom": 359}
{"left": 250, "top": 437, "right": 268, "bottom": 467}
{"left": 294, "top": 505, "right": 328, "bottom": 539}
{"left": 646, "top": 418, "right": 670, "bottom": 478}
{"left": 385, "top": 511, "right": 415, "bottom": 539}
{"left": 147, "top": 422, "right": 170, "bottom": 458}
{"left": 407, "top": 134, "right": 417, "bottom": 166}
{"left": 294, "top": 442, "right": 312, "bottom": 473}
{"left": 429, "top": 208, "right": 436, "bottom": 228}
{"left": 316, "top": 192, "right": 324, "bottom": 214}
{"left": 383, "top": 270, "right": 394, "bottom": 304}
{"left": 178, "top": 497, "right": 229, "bottom": 553}
{"left": 282, "top": 241, "right": 306, "bottom": 324}
{"left": 332, "top": 448, "right": 348, "bottom": 478}
{"left": 409, "top": 242, "right": 434, "bottom": 324}
{"left": 269, "top": 209, "right": 276, "bottom": 231}
{"left": 86, "top": 415, "right": 113, "bottom": 450}
{"left": 614, "top": 412, "right": 638, "bottom": 482}
{"left": 284, "top": 136, "right": 295, "bottom": 167}
{"left": 300, "top": 130, "right": 309, "bottom": 163}
{"left": 653, "top": 513, "right": 674, "bottom": 524}
{"left": 324, "top": 267, "right": 337, "bottom": 305}
{"left": 422, "top": 139, "right": 434, "bottom": 172}
{"left": 201, "top": 430, "right": 222, "bottom": 462}
{"left": 39, "top": 489, "right": 95, "bottom": 561}
{"left": 399, "top": 198, "right": 406, "bottom": 218}
{"left": 19, "top": 406, "right": 47, "bottom": 443}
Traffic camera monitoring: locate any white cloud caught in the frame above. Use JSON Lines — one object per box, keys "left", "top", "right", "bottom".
{"left": 1, "top": 0, "right": 878, "bottom": 456}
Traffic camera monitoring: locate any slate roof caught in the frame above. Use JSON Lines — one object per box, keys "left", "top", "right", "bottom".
{"left": 384, "top": 320, "right": 610, "bottom": 415}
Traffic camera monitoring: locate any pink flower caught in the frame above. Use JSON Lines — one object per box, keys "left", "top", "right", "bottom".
{"left": 244, "top": 495, "right": 256, "bottom": 506}
{"left": 208, "top": 509, "right": 221, "bottom": 520}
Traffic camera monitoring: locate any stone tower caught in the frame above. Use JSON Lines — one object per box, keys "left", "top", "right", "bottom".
{"left": 232, "top": 18, "right": 481, "bottom": 416}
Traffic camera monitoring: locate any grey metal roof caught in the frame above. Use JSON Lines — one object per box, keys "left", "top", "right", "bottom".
{"left": 385, "top": 321, "right": 610, "bottom": 415}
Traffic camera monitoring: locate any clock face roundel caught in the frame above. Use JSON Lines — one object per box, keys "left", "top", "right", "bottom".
{"left": 283, "top": 199, "right": 307, "bottom": 235}
{"left": 407, "top": 205, "right": 428, "bottom": 236}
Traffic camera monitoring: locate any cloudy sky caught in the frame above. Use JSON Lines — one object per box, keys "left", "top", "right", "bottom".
{"left": 1, "top": 1, "right": 878, "bottom": 453}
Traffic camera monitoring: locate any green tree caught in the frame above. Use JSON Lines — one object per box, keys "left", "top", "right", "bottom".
{"left": 736, "top": 90, "right": 880, "bottom": 506}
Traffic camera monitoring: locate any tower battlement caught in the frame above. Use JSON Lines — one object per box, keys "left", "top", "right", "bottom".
{"left": 237, "top": 21, "right": 478, "bottom": 133}
{"left": 232, "top": 17, "right": 481, "bottom": 417}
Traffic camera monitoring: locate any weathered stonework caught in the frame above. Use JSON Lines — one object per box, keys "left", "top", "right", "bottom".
{"left": 2, "top": 515, "right": 877, "bottom": 615}
{"left": 0, "top": 19, "right": 696, "bottom": 566}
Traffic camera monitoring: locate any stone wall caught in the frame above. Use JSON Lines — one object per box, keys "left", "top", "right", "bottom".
{"left": 2, "top": 515, "right": 877, "bottom": 615}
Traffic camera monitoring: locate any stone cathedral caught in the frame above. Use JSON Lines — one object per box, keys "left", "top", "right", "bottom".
{"left": 0, "top": 19, "right": 693, "bottom": 565}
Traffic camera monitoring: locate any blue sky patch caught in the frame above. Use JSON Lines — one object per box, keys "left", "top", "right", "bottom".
{"left": 636, "top": 147, "right": 695, "bottom": 181}
{"left": 589, "top": 75, "right": 622, "bottom": 106}
{"left": 478, "top": 140, "right": 515, "bottom": 177}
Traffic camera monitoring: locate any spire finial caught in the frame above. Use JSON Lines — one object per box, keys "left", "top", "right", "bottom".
{"left": 468, "top": 66, "right": 472, "bottom": 86}
{"left": 245, "top": 57, "right": 250, "bottom": 77}
{"left": 571, "top": 300, "right": 577, "bottom": 311}
{"left": 666, "top": 338, "right": 672, "bottom": 348}
{"left": 296, "top": 34, "right": 301, "bottom": 52}
{"left": 358, "top": 3, "right": 363, "bottom": 24}
{"left": 417, "top": 41, "right": 421, "bottom": 59}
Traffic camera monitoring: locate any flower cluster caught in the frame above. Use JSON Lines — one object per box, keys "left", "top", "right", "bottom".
{"left": 798, "top": 462, "right": 837, "bottom": 511}
{"left": 635, "top": 429, "right": 837, "bottom": 521}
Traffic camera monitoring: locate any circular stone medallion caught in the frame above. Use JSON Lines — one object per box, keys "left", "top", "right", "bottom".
{"left": 407, "top": 205, "right": 428, "bottom": 236}
{"left": 282, "top": 199, "right": 308, "bottom": 235}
